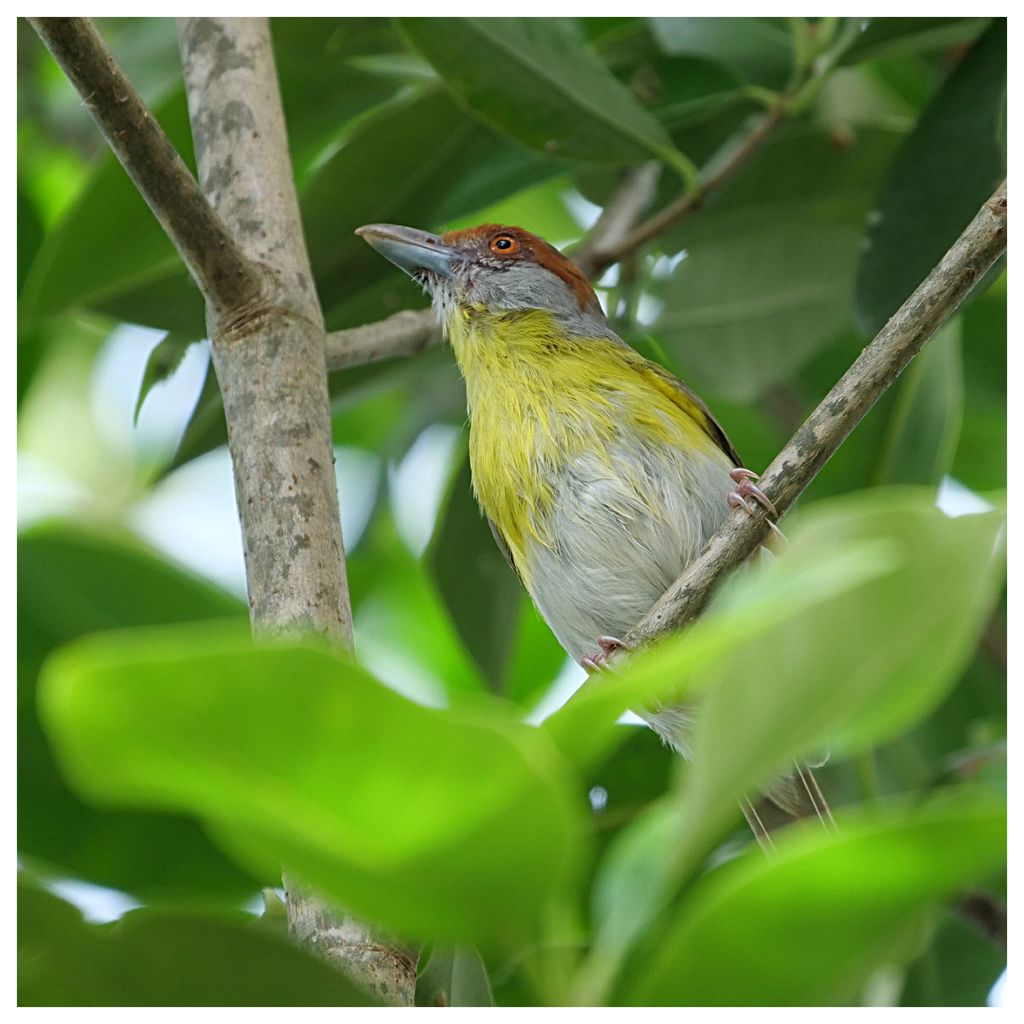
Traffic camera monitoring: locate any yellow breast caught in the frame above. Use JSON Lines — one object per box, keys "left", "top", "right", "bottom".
{"left": 446, "top": 307, "right": 724, "bottom": 580}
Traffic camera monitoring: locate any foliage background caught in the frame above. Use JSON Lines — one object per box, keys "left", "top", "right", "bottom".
{"left": 18, "top": 17, "right": 1006, "bottom": 1007}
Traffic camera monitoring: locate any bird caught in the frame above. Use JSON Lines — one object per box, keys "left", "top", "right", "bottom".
{"left": 356, "top": 221, "right": 833, "bottom": 844}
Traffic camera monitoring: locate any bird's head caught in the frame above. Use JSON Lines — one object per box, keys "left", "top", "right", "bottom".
{"left": 355, "top": 222, "right": 605, "bottom": 328}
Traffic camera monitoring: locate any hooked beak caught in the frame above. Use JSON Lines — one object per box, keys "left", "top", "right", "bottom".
{"left": 355, "top": 223, "right": 454, "bottom": 279}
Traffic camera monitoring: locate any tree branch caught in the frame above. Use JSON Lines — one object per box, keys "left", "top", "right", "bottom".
{"left": 326, "top": 308, "right": 439, "bottom": 372}
{"left": 572, "top": 162, "right": 661, "bottom": 278}
{"left": 625, "top": 180, "right": 1007, "bottom": 647}
{"left": 178, "top": 16, "right": 351, "bottom": 642}
{"left": 587, "top": 103, "right": 786, "bottom": 275}
{"left": 29, "top": 17, "right": 263, "bottom": 320}
{"left": 176, "top": 17, "right": 415, "bottom": 1004}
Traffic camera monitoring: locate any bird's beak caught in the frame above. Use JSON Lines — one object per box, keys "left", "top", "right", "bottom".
{"left": 355, "top": 223, "right": 454, "bottom": 279}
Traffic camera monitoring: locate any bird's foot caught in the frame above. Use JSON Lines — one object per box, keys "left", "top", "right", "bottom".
{"left": 581, "top": 635, "right": 628, "bottom": 674}
{"left": 727, "top": 468, "right": 787, "bottom": 543}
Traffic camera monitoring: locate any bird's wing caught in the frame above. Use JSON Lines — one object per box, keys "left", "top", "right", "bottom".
{"left": 646, "top": 360, "right": 743, "bottom": 468}
{"left": 487, "top": 515, "right": 525, "bottom": 587}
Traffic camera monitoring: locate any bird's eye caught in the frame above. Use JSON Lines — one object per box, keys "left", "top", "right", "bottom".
{"left": 490, "top": 234, "right": 518, "bottom": 255}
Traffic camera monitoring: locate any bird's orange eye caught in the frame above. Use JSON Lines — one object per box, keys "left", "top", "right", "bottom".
{"left": 490, "top": 234, "right": 518, "bottom": 255}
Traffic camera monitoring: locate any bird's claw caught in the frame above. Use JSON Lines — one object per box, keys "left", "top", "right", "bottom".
{"left": 728, "top": 468, "right": 787, "bottom": 543}
{"left": 581, "top": 635, "right": 629, "bottom": 674}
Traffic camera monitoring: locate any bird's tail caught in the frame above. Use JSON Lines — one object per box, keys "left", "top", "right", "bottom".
{"left": 740, "top": 760, "right": 836, "bottom": 853}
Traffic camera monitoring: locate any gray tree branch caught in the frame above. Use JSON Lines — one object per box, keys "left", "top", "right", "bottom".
{"left": 177, "top": 17, "right": 415, "bottom": 1005}
{"left": 625, "top": 180, "right": 1007, "bottom": 648}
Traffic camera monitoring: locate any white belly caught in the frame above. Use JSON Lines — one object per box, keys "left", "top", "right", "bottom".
{"left": 524, "top": 436, "right": 734, "bottom": 664}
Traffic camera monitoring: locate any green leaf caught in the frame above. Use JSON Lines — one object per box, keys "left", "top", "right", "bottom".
{"left": 653, "top": 126, "right": 901, "bottom": 401}
{"left": 648, "top": 17, "right": 793, "bottom": 88}
{"left": 427, "top": 454, "right": 523, "bottom": 689}
{"left": 875, "top": 318, "right": 963, "bottom": 485}
{"left": 18, "top": 879, "right": 377, "bottom": 1006}
{"left": 900, "top": 908, "right": 1006, "bottom": 1006}
{"left": 680, "top": 491, "right": 1005, "bottom": 860}
{"left": 621, "top": 795, "right": 1006, "bottom": 1005}
{"left": 39, "top": 627, "right": 588, "bottom": 946}
{"left": 398, "top": 18, "right": 697, "bottom": 182}
{"left": 416, "top": 945, "right": 494, "bottom": 1007}
{"left": 133, "top": 331, "right": 203, "bottom": 424}
{"left": 838, "top": 17, "right": 990, "bottom": 66}
{"left": 349, "top": 509, "right": 491, "bottom": 700}
{"left": 19, "top": 90, "right": 201, "bottom": 334}
{"left": 952, "top": 279, "right": 1006, "bottom": 491}
{"left": 855, "top": 21, "right": 1006, "bottom": 334}
{"left": 18, "top": 521, "right": 258, "bottom": 903}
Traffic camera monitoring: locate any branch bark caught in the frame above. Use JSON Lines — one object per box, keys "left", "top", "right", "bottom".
{"left": 326, "top": 308, "right": 439, "bottom": 372}
{"left": 624, "top": 180, "right": 1007, "bottom": 648}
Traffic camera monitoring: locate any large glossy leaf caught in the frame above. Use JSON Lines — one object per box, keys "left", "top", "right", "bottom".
{"left": 39, "top": 627, "right": 588, "bottom": 946}
{"left": 398, "top": 18, "right": 695, "bottom": 180}
{"left": 648, "top": 17, "right": 793, "bottom": 88}
{"left": 621, "top": 795, "right": 1005, "bottom": 1005}
{"left": 653, "top": 126, "right": 901, "bottom": 401}
{"left": 18, "top": 880, "right": 376, "bottom": 1006}
{"left": 18, "top": 521, "right": 258, "bottom": 903}
{"left": 855, "top": 21, "right": 1006, "bottom": 334}
{"left": 679, "top": 491, "right": 1004, "bottom": 862}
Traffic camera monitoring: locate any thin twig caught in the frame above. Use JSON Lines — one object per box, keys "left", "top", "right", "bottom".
{"left": 29, "top": 17, "right": 263, "bottom": 319}
{"left": 572, "top": 162, "right": 661, "bottom": 278}
{"left": 326, "top": 309, "right": 439, "bottom": 371}
{"left": 624, "top": 180, "right": 1007, "bottom": 647}
{"left": 586, "top": 104, "right": 786, "bottom": 274}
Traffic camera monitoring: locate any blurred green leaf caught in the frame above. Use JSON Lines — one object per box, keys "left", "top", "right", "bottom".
{"left": 543, "top": 506, "right": 899, "bottom": 771}
{"left": 621, "top": 795, "right": 1005, "bottom": 1005}
{"left": 18, "top": 522, "right": 258, "bottom": 903}
{"left": 350, "top": 509, "right": 491, "bottom": 700}
{"left": 416, "top": 945, "right": 494, "bottom": 1006}
{"left": 18, "top": 185, "right": 45, "bottom": 295}
{"left": 654, "top": 126, "right": 901, "bottom": 401}
{"left": 875, "top": 318, "right": 963, "bottom": 485}
{"left": 648, "top": 17, "right": 793, "bottom": 88}
{"left": 19, "top": 90, "right": 201, "bottom": 334}
{"left": 855, "top": 21, "right": 1006, "bottom": 334}
{"left": 39, "top": 627, "right": 588, "bottom": 946}
{"left": 18, "top": 879, "right": 376, "bottom": 1006}
{"left": 133, "top": 331, "right": 203, "bottom": 424}
{"left": 681, "top": 491, "right": 1005, "bottom": 859}
{"left": 427, "top": 455, "right": 523, "bottom": 689}
{"left": 952, "top": 278, "right": 1006, "bottom": 491}
{"left": 399, "top": 18, "right": 696, "bottom": 180}
{"left": 901, "top": 909, "right": 1005, "bottom": 1006}
{"left": 838, "top": 17, "right": 990, "bottom": 66}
